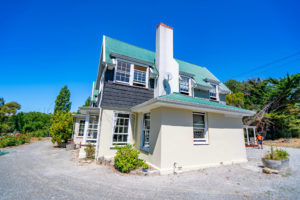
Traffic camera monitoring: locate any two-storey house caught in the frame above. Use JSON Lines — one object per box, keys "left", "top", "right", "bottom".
{"left": 73, "top": 23, "right": 255, "bottom": 174}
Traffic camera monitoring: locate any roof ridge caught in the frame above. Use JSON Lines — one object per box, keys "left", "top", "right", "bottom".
{"left": 105, "top": 36, "right": 206, "bottom": 68}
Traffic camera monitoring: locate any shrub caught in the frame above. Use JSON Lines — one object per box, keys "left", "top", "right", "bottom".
{"left": 50, "top": 111, "right": 73, "bottom": 145}
{"left": 114, "top": 144, "right": 145, "bottom": 173}
{"left": 0, "top": 133, "right": 30, "bottom": 148}
{"left": 84, "top": 144, "right": 95, "bottom": 158}
{"left": 142, "top": 163, "right": 149, "bottom": 169}
{"left": 265, "top": 148, "right": 290, "bottom": 160}
{"left": 30, "top": 129, "right": 49, "bottom": 137}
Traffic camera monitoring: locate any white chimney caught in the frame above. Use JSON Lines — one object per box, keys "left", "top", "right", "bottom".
{"left": 154, "top": 23, "right": 179, "bottom": 97}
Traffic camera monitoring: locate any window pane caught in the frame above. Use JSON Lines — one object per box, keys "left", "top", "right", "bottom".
{"left": 113, "top": 113, "right": 130, "bottom": 145}
{"left": 142, "top": 113, "right": 151, "bottom": 149}
{"left": 179, "top": 77, "right": 189, "bottom": 93}
{"left": 115, "top": 61, "right": 131, "bottom": 83}
{"left": 194, "top": 129, "right": 205, "bottom": 138}
{"left": 193, "top": 113, "right": 207, "bottom": 142}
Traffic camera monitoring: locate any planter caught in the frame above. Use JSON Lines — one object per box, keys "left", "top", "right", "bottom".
{"left": 262, "top": 158, "right": 289, "bottom": 171}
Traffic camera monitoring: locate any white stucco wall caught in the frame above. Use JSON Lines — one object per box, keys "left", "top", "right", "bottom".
{"left": 158, "top": 107, "right": 247, "bottom": 174}
{"left": 97, "top": 108, "right": 135, "bottom": 159}
{"left": 96, "top": 107, "right": 247, "bottom": 174}
{"left": 136, "top": 109, "right": 163, "bottom": 169}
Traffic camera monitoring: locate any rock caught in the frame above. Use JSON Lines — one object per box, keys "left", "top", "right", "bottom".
{"left": 263, "top": 167, "right": 279, "bottom": 174}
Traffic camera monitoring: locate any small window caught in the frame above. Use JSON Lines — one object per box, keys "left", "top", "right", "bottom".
{"left": 78, "top": 120, "right": 85, "bottom": 136}
{"left": 115, "top": 60, "right": 131, "bottom": 83}
{"left": 209, "top": 84, "right": 218, "bottom": 101}
{"left": 193, "top": 112, "right": 208, "bottom": 144}
{"left": 179, "top": 76, "right": 190, "bottom": 95}
{"left": 141, "top": 113, "right": 150, "bottom": 150}
{"left": 112, "top": 113, "right": 130, "bottom": 145}
{"left": 87, "top": 116, "right": 98, "bottom": 140}
{"left": 133, "top": 65, "right": 147, "bottom": 87}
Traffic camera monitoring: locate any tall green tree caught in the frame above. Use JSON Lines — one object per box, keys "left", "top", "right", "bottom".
{"left": 0, "top": 98, "right": 21, "bottom": 134}
{"left": 83, "top": 96, "right": 91, "bottom": 107}
{"left": 54, "top": 86, "right": 71, "bottom": 113}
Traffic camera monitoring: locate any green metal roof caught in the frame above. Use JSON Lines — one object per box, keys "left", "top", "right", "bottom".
{"left": 158, "top": 93, "right": 252, "bottom": 113}
{"left": 105, "top": 36, "right": 230, "bottom": 93}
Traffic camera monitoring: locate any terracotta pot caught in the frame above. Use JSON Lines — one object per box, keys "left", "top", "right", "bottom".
{"left": 262, "top": 158, "right": 289, "bottom": 170}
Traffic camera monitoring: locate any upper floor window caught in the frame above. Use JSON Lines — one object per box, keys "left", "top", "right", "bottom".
{"left": 179, "top": 76, "right": 190, "bottom": 95}
{"left": 114, "top": 60, "right": 149, "bottom": 88}
{"left": 209, "top": 83, "right": 219, "bottom": 101}
{"left": 115, "top": 61, "right": 131, "bottom": 83}
{"left": 133, "top": 65, "right": 147, "bottom": 87}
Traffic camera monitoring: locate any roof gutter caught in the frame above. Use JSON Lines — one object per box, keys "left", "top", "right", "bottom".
{"left": 131, "top": 97, "right": 255, "bottom": 116}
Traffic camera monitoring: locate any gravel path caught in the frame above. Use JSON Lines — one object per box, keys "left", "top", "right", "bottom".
{"left": 0, "top": 139, "right": 299, "bottom": 200}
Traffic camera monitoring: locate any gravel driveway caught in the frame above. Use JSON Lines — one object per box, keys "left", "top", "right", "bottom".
{"left": 0, "top": 139, "right": 300, "bottom": 200}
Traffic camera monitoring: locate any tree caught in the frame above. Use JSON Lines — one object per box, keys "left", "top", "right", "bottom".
{"left": 50, "top": 111, "right": 73, "bottom": 145}
{"left": 0, "top": 98, "right": 21, "bottom": 134}
{"left": 11, "top": 112, "right": 50, "bottom": 133}
{"left": 83, "top": 96, "right": 91, "bottom": 107}
{"left": 225, "top": 92, "right": 244, "bottom": 107}
{"left": 54, "top": 86, "right": 71, "bottom": 113}
{"left": 225, "top": 79, "right": 243, "bottom": 93}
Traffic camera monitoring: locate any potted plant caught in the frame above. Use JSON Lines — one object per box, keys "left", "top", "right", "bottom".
{"left": 142, "top": 163, "right": 149, "bottom": 172}
{"left": 262, "top": 145, "right": 290, "bottom": 171}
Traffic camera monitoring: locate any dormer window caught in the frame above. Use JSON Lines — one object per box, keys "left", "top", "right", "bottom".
{"left": 133, "top": 65, "right": 147, "bottom": 87}
{"left": 114, "top": 59, "right": 149, "bottom": 88}
{"left": 115, "top": 60, "right": 131, "bottom": 83}
{"left": 209, "top": 83, "right": 219, "bottom": 101}
{"left": 179, "top": 76, "right": 190, "bottom": 95}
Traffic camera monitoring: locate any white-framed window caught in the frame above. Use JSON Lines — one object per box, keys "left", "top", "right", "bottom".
{"left": 78, "top": 120, "right": 85, "bottom": 136}
{"left": 112, "top": 112, "right": 130, "bottom": 145}
{"left": 133, "top": 65, "right": 147, "bottom": 86}
{"left": 114, "top": 59, "right": 149, "bottom": 88}
{"left": 179, "top": 76, "right": 190, "bottom": 95}
{"left": 209, "top": 83, "right": 219, "bottom": 101}
{"left": 87, "top": 116, "right": 98, "bottom": 142}
{"left": 193, "top": 112, "right": 208, "bottom": 144}
{"left": 115, "top": 60, "right": 131, "bottom": 83}
{"left": 141, "top": 113, "right": 150, "bottom": 151}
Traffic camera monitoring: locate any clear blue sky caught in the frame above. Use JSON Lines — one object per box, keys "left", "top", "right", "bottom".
{"left": 1, "top": 0, "right": 299, "bottom": 113}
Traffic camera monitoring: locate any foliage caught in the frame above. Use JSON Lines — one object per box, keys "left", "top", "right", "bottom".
{"left": 84, "top": 143, "right": 95, "bottom": 158}
{"left": 83, "top": 96, "right": 91, "bottom": 107}
{"left": 114, "top": 144, "right": 145, "bottom": 173}
{"left": 225, "top": 92, "right": 244, "bottom": 107}
{"left": 142, "top": 163, "right": 149, "bottom": 169}
{"left": 11, "top": 112, "right": 50, "bottom": 134}
{"left": 54, "top": 86, "right": 71, "bottom": 113}
{"left": 265, "top": 148, "right": 289, "bottom": 160}
{"left": 50, "top": 111, "right": 73, "bottom": 145}
{"left": 0, "top": 133, "right": 31, "bottom": 148}
{"left": 225, "top": 73, "right": 300, "bottom": 139}
{"left": 0, "top": 98, "right": 21, "bottom": 134}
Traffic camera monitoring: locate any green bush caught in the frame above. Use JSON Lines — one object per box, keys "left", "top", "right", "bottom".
{"left": 0, "top": 134, "right": 31, "bottom": 148}
{"left": 142, "top": 163, "right": 149, "bottom": 169}
{"left": 84, "top": 144, "right": 95, "bottom": 158}
{"left": 30, "top": 129, "right": 49, "bottom": 137}
{"left": 114, "top": 144, "right": 145, "bottom": 173}
{"left": 265, "top": 148, "right": 290, "bottom": 160}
